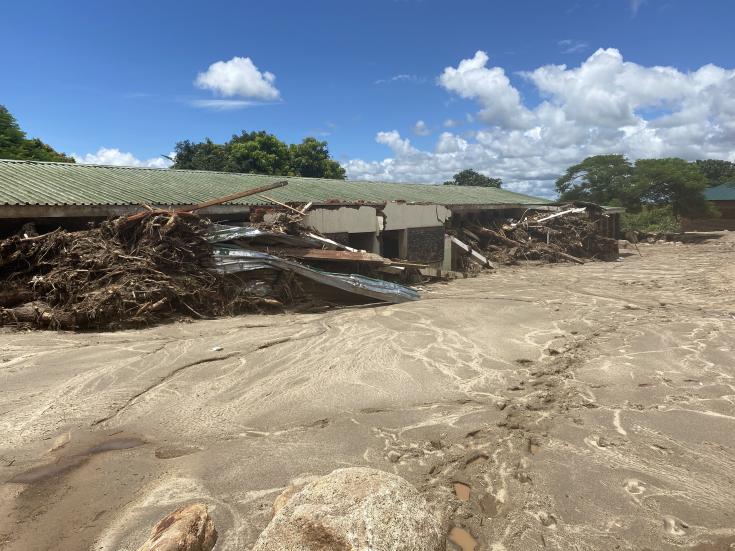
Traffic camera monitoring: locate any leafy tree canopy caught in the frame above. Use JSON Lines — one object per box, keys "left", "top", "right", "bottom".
{"left": 633, "top": 158, "right": 712, "bottom": 218}
{"left": 555, "top": 154, "right": 635, "bottom": 207}
{"left": 289, "top": 137, "right": 346, "bottom": 179}
{"left": 693, "top": 159, "right": 735, "bottom": 186}
{"left": 556, "top": 154, "right": 714, "bottom": 218}
{"left": 172, "top": 131, "right": 345, "bottom": 179}
{"left": 0, "top": 105, "right": 74, "bottom": 163}
{"left": 443, "top": 169, "right": 502, "bottom": 187}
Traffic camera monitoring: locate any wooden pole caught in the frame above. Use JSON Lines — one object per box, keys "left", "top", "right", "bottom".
{"left": 120, "top": 180, "right": 289, "bottom": 223}
{"left": 181, "top": 180, "right": 288, "bottom": 212}
{"left": 257, "top": 194, "right": 306, "bottom": 216}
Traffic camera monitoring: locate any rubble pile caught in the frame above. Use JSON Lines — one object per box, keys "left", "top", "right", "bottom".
{"left": 0, "top": 208, "right": 418, "bottom": 331}
{"left": 457, "top": 205, "right": 619, "bottom": 266}
{"left": 0, "top": 212, "right": 284, "bottom": 330}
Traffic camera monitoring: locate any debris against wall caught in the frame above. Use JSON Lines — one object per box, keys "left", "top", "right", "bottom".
{"left": 0, "top": 211, "right": 420, "bottom": 331}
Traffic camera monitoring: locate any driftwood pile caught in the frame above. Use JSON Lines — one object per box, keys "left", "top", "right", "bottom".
{"left": 458, "top": 206, "right": 619, "bottom": 267}
{"left": 0, "top": 212, "right": 284, "bottom": 330}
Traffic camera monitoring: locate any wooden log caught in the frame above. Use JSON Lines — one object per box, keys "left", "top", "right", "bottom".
{"left": 182, "top": 181, "right": 288, "bottom": 212}
{"left": 450, "top": 236, "right": 495, "bottom": 269}
{"left": 0, "top": 288, "right": 34, "bottom": 308}
{"left": 121, "top": 181, "right": 289, "bottom": 223}
{"left": 258, "top": 194, "right": 306, "bottom": 216}
{"left": 534, "top": 207, "right": 587, "bottom": 224}
{"left": 1, "top": 301, "right": 77, "bottom": 328}
{"left": 537, "top": 246, "right": 584, "bottom": 264}
{"left": 468, "top": 227, "right": 523, "bottom": 248}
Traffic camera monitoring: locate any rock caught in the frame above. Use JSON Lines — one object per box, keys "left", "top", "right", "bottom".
{"left": 253, "top": 467, "right": 444, "bottom": 551}
{"left": 136, "top": 503, "right": 217, "bottom": 551}
{"left": 273, "top": 476, "right": 320, "bottom": 516}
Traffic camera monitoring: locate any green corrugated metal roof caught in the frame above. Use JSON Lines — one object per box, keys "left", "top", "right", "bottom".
{"left": 0, "top": 159, "right": 549, "bottom": 207}
{"left": 705, "top": 183, "right": 735, "bottom": 201}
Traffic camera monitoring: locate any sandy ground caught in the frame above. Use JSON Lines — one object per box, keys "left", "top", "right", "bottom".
{"left": 1, "top": 233, "right": 734, "bottom": 551}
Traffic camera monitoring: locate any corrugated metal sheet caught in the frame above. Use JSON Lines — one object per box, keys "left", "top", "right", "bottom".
{"left": 0, "top": 159, "right": 549, "bottom": 207}
{"left": 705, "top": 183, "right": 735, "bottom": 201}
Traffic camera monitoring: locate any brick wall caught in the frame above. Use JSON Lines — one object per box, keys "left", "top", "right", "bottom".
{"left": 406, "top": 226, "right": 444, "bottom": 263}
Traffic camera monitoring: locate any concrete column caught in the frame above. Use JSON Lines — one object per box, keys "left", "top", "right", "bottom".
{"left": 442, "top": 234, "right": 452, "bottom": 271}
{"left": 371, "top": 232, "right": 380, "bottom": 254}
{"left": 398, "top": 229, "right": 408, "bottom": 259}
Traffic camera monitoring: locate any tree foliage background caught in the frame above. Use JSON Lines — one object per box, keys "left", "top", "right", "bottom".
{"left": 693, "top": 159, "right": 735, "bottom": 186}
{"left": 0, "top": 105, "right": 74, "bottom": 163}
{"left": 555, "top": 154, "right": 720, "bottom": 219}
{"left": 443, "top": 169, "right": 502, "bottom": 187}
{"left": 172, "top": 131, "right": 346, "bottom": 179}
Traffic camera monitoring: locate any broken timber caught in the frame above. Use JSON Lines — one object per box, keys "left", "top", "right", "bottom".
{"left": 258, "top": 194, "right": 306, "bottom": 216}
{"left": 450, "top": 236, "right": 495, "bottom": 269}
{"left": 121, "top": 181, "right": 289, "bottom": 223}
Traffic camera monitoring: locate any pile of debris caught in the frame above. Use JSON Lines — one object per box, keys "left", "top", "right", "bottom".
{"left": 0, "top": 212, "right": 280, "bottom": 330}
{"left": 455, "top": 205, "right": 619, "bottom": 267}
{"left": 0, "top": 209, "right": 418, "bottom": 331}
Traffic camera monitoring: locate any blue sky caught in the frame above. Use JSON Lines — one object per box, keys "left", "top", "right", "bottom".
{"left": 2, "top": 0, "right": 734, "bottom": 196}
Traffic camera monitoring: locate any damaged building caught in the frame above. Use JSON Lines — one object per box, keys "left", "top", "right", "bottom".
{"left": 0, "top": 160, "right": 625, "bottom": 329}
{"left": 0, "top": 159, "right": 573, "bottom": 269}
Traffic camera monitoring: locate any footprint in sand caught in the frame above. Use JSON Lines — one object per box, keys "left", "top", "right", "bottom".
{"left": 538, "top": 511, "right": 558, "bottom": 528}
{"left": 663, "top": 515, "right": 689, "bottom": 536}
{"left": 624, "top": 478, "right": 646, "bottom": 495}
{"left": 480, "top": 493, "right": 502, "bottom": 518}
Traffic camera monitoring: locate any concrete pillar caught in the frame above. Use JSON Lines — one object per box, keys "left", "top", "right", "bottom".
{"left": 442, "top": 234, "right": 452, "bottom": 271}
{"left": 398, "top": 229, "right": 408, "bottom": 259}
{"left": 371, "top": 232, "right": 380, "bottom": 254}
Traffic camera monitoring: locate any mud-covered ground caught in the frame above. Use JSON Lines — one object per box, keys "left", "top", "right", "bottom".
{"left": 1, "top": 233, "right": 734, "bottom": 551}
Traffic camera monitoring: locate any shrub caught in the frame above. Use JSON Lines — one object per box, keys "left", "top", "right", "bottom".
{"left": 621, "top": 205, "right": 680, "bottom": 233}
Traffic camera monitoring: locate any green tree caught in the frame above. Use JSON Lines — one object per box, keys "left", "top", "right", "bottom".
{"left": 171, "top": 131, "right": 346, "bottom": 179}
{"left": 172, "top": 139, "right": 227, "bottom": 171}
{"left": 693, "top": 159, "right": 735, "bottom": 186}
{"left": 443, "top": 169, "right": 502, "bottom": 187}
{"left": 0, "top": 105, "right": 74, "bottom": 162}
{"left": 289, "top": 137, "right": 346, "bottom": 179}
{"left": 226, "top": 131, "right": 290, "bottom": 175}
{"left": 556, "top": 155, "right": 713, "bottom": 218}
{"left": 555, "top": 154, "right": 635, "bottom": 206}
{"left": 633, "top": 158, "right": 713, "bottom": 218}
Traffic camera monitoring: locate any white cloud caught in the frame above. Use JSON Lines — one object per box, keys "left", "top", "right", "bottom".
{"left": 443, "top": 118, "right": 462, "bottom": 128}
{"left": 374, "top": 74, "right": 425, "bottom": 85}
{"left": 74, "top": 148, "right": 173, "bottom": 169}
{"left": 413, "top": 120, "right": 430, "bottom": 136}
{"left": 189, "top": 99, "right": 258, "bottom": 110}
{"left": 557, "top": 39, "right": 588, "bottom": 54}
{"left": 438, "top": 50, "right": 533, "bottom": 129}
{"left": 194, "top": 56, "right": 280, "bottom": 101}
{"left": 630, "top": 0, "right": 644, "bottom": 16}
{"left": 344, "top": 48, "right": 735, "bottom": 198}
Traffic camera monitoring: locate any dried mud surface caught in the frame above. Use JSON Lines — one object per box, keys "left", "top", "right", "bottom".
{"left": 1, "top": 233, "right": 734, "bottom": 551}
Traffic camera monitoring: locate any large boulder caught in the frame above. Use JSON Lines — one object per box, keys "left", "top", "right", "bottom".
{"left": 253, "top": 467, "right": 444, "bottom": 551}
{"left": 136, "top": 503, "right": 217, "bottom": 551}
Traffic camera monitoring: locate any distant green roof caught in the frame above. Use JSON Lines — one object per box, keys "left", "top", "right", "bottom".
{"left": 0, "top": 159, "right": 549, "bottom": 208}
{"left": 705, "top": 183, "right": 735, "bottom": 201}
